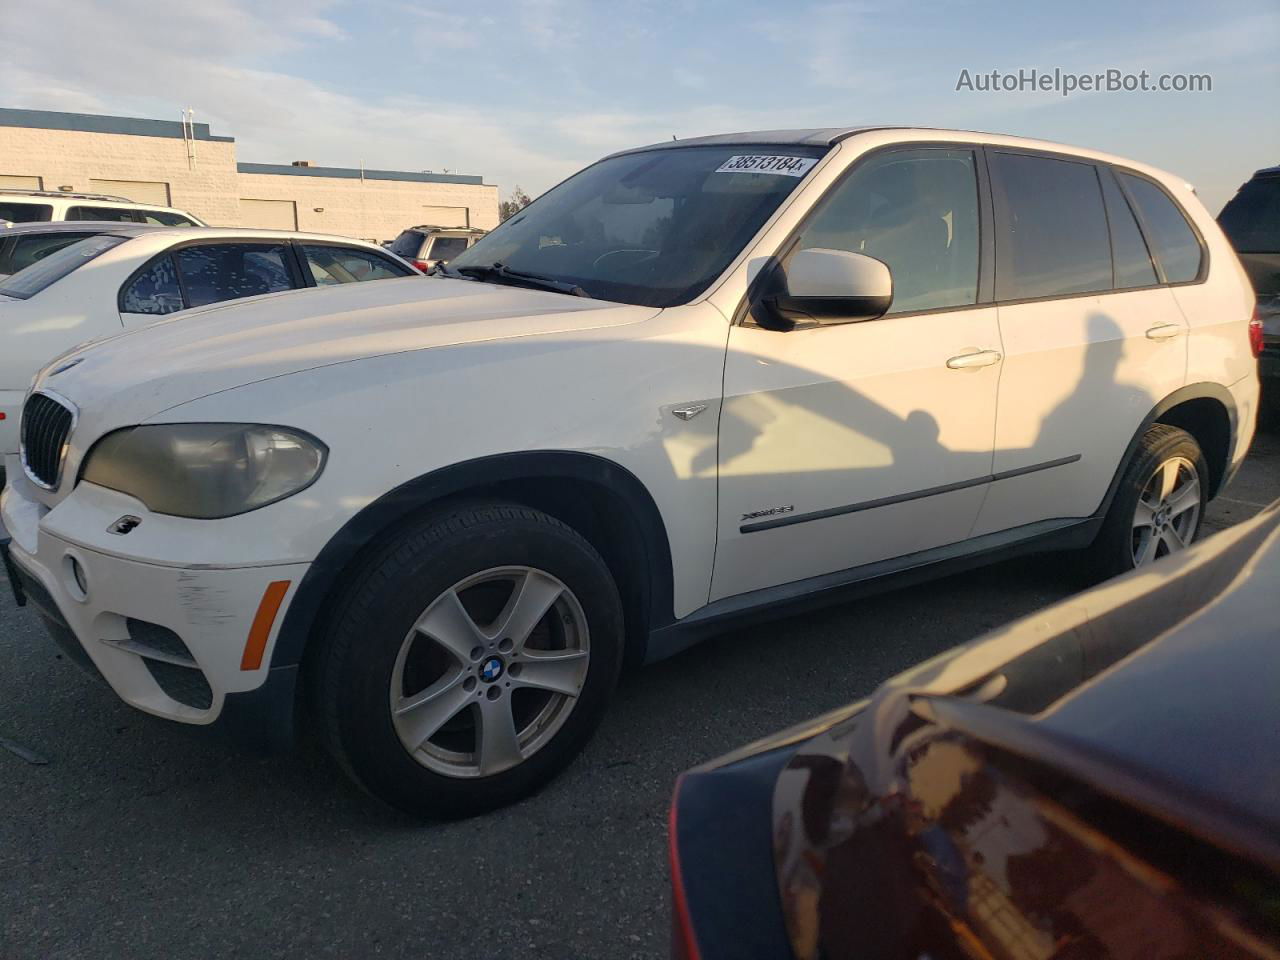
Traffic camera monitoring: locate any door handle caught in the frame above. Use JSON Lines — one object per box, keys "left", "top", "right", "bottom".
{"left": 1145, "top": 323, "right": 1184, "bottom": 341}
{"left": 946, "top": 349, "right": 1003, "bottom": 370}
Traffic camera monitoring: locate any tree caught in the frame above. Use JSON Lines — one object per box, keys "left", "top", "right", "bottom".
{"left": 499, "top": 186, "right": 533, "bottom": 221}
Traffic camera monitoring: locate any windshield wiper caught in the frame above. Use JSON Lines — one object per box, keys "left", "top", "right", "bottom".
{"left": 453, "top": 262, "right": 590, "bottom": 298}
{"left": 428, "top": 262, "right": 465, "bottom": 279}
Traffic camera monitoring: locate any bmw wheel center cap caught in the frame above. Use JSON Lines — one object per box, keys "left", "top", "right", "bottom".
{"left": 480, "top": 656, "right": 505, "bottom": 683}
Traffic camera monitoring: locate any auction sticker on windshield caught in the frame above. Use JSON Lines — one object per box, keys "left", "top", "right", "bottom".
{"left": 714, "top": 155, "right": 819, "bottom": 177}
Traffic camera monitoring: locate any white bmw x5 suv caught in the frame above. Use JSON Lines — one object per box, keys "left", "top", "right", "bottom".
{"left": 1, "top": 128, "right": 1259, "bottom": 818}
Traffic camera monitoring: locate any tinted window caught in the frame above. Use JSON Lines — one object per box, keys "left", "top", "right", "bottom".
{"left": 66, "top": 206, "right": 143, "bottom": 223}
{"left": 0, "top": 202, "right": 52, "bottom": 223}
{"left": 426, "top": 236, "right": 469, "bottom": 262}
{"left": 303, "top": 245, "right": 416, "bottom": 285}
{"left": 175, "top": 243, "right": 295, "bottom": 307}
{"left": 1119, "top": 173, "right": 1203, "bottom": 283}
{"left": 121, "top": 255, "right": 184, "bottom": 315}
{"left": 1099, "top": 170, "right": 1157, "bottom": 289}
{"left": 992, "top": 153, "right": 1111, "bottom": 300}
{"left": 450, "top": 144, "right": 827, "bottom": 307}
{"left": 0, "top": 234, "right": 127, "bottom": 299}
{"left": 389, "top": 230, "right": 427, "bottom": 258}
{"left": 0, "top": 232, "right": 94, "bottom": 276}
{"left": 796, "top": 148, "right": 980, "bottom": 314}
{"left": 1219, "top": 177, "right": 1280, "bottom": 254}
{"left": 140, "top": 210, "right": 197, "bottom": 226}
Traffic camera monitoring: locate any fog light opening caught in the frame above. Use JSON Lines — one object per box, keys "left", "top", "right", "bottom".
{"left": 63, "top": 554, "right": 89, "bottom": 602}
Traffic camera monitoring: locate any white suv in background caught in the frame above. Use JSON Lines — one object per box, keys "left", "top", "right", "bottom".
{"left": 1, "top": 127, "right": 1258, "bottom": 819}
{"left": 0, "top": 188, "right": 205, "bottom": 226}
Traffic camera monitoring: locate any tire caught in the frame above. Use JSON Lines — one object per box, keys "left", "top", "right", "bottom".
{"left": 1087, "top": 424, "right": 1208, "bottom": 580}
{"left": 312, "top": 501, "right": 624, "bottom": 819}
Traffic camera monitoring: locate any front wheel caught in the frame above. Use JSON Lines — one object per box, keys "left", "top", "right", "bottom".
{"left": 1087, "top": 423, "right": 1208, "bottom": 579}
{"left": 313, "top": 502, "right": 624, "bottom": 819}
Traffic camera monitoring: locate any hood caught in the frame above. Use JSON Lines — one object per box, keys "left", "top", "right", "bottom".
{"left": 31, "top": 275, "right": 659, "bottom": 423}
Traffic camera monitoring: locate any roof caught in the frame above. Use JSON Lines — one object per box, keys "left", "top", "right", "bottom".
{"left": 0, "top": 221, "right": 168, "bottom": 236}
{"left": 0, "top": 106, "right": 233, "bottom": 142}
{"left": 606, "top": 127, "right": 886, "bottom": 158}
{"left": 405, "top": 225, "right": 487, "bottom": 234}
{"left": 0, "top": 222, "right": 394, "bottom": 250}
{"left": 237, "top": 162, "right": 485, "bottom": 187}
{"left": 1252, "top": 164, "right": 1280, "bottom": 177}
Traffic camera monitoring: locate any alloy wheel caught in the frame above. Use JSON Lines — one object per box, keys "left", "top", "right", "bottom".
{"left": 389, "top": 566, "right": 590, "bottom": 778}
{"left": 1131, "top": 456, "right": 1201, "bottom": 567}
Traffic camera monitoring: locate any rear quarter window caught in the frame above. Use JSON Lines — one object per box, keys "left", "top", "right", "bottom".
{"left": 1118, "top": 173, "right": 1204, "bottom": 283}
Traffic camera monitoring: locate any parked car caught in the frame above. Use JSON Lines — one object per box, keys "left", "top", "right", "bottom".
{"left": 0, "top": 127, "right": 1258, "bottom": 819}
{"left": 0, "top": 226, "right": 420, "bottom": 456}
{"left": 1219, "top": 165, "right": 1280, "bottom": 406}
{"left": 387, "top": 224, "right": 485, "bottom": 270}
{"left": 668, "top": 497, "right": 1280, "bottom": 960}
{"left": 0, "top": 188, "right": 204, "bottom": 227}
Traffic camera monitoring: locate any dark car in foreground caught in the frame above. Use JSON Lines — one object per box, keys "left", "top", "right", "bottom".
{"left": 669, "top": 500, "right": 1280, "bottom": 960}
{"left": 1220, "top": 165, "right": 1280, "bottom": 407}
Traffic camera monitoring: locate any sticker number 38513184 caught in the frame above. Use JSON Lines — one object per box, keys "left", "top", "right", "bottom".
{"left": 713, "top": 155, "right": 819, "bottom": 177}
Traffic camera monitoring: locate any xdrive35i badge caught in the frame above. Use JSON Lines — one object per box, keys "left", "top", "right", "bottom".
{"left": 741, "top": 505, "right": 795, "bottom": 522}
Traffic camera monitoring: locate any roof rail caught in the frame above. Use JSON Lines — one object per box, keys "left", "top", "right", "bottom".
{"left": 0, "top": 188, "right": 136, "bottom": 202}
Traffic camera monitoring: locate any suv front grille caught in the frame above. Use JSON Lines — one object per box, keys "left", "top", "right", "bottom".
{"left": 20, "top": 392, "right": 75, "bottom": 489}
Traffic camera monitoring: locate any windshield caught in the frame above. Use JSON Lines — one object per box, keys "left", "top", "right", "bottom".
{"left": 450, "top": 145, "right": 828, "bottom": 307}
{"left": 0, "top": 234, "right": 126, "bottom": 299}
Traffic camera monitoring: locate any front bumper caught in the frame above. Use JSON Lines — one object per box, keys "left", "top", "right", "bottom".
{"left": 2, "top": 467, "right": 308, "bottom": 743}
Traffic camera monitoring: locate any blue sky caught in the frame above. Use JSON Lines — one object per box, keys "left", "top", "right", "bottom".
{"left": 3, "top": 0, "right": 1276, "bottom": 211}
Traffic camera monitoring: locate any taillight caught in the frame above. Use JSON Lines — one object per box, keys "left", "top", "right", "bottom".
{"left": 1249, "top": 306, "right": 1264, "bottom": 359}
{"left": 669, "top": 776, "right": 703, "bottom": 960}
{"left": 411, "top": 259, "right": 431, "bottom": 272}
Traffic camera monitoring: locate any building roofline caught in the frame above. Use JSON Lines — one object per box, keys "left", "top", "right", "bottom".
{"left": 0, "top": 106, "right": 234, "bottom": 142}
{"left": 236, "top": 162, "right": 486, "bottom": 186}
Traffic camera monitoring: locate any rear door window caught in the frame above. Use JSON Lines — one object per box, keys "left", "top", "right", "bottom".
{"left": 1118, "top": 173, "right": 1204, "bottom": 283}
{"left": 0, "top": 202, "right": 53, "bottom": 223}
{"left": 66, "top": 206, "right": 145, "bottom": 223}
{"left": 120, "top": 255, "right": 184, "bottom": 315}
{"left": 175, "top": 243, "right": 296, "bottom": 307}
{"left": 0, "top": 234, "right": 127, "bottom": 299}
{"left": 1099, "top": 170, "right": 1158, "bottom": 289}
{"left": 991, "top": 152, "right": 1112, "bottom": 300}
{"left": 301, "top": 245, "right": 415, "bottom": 285}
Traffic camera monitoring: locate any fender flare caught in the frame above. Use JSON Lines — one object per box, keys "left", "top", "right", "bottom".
{"left": 269, "top": 450, "right": 676, "bottom": 668}
{"left": 1093, "top": 381, "right": 1238, "bottom": 520}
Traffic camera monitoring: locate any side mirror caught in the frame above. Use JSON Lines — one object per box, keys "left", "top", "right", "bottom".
{"left": 765, "top": 248, "right": 893, "bottom": 327}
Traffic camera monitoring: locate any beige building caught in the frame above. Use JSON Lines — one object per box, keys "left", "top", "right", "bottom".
{"left": 0, "top": 107, "right": 499, "bottom": 242}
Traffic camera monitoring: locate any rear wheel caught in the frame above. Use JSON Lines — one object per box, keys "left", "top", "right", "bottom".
{"left": 1088, "top": 424, "right": 1207, "bottom": 579}
{"left": 314, "top": 502, "right": 623, "bottom": 818}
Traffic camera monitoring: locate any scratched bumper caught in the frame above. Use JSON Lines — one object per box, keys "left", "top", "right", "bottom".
{"left": 2, "top": 479, "right": 308, "bottom": 726}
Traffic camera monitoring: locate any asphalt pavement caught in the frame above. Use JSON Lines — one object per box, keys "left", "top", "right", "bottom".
{"left": 2, "top": 426, "right": 1276, "bottom": 960}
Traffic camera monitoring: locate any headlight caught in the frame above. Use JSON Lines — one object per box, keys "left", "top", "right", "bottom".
{"left": 81, "top": 424, "right": 326, "bottom": 519}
